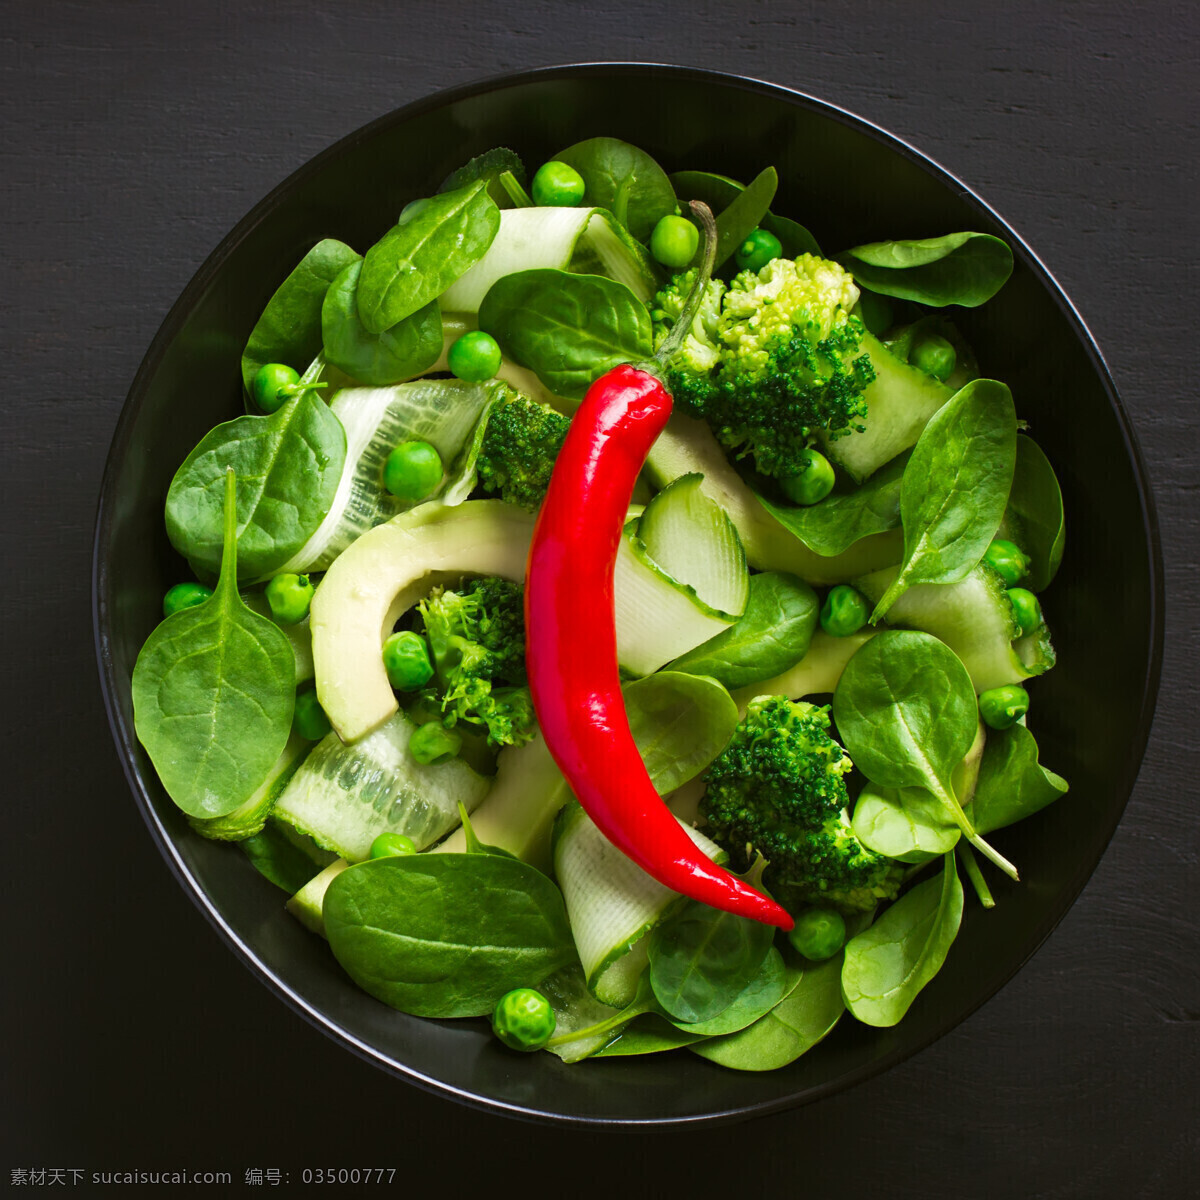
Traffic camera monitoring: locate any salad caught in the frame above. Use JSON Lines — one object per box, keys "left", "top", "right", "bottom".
{"left": 131, "top": 138, "right": 1069, "bottom": 1070}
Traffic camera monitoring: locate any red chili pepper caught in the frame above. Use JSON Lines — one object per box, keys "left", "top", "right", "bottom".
{"left": 525, "top": 363, "right": 794, "bottom": 931}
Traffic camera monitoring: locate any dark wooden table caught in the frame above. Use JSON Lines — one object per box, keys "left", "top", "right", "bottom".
{"left": 5, "top": 3, "right": 1196, "bottom": 1195}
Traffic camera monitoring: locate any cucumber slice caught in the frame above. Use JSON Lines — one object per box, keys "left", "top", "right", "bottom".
{"left": 438, "top": 206, "right": 657, "bottom": 311}
{"left": 820, "top": 332, "right": 952, "bottom": 482}
{"left": 286, "top": 859, "right": 349, "bottom": 937}
{"left": 646, "top": 413, "right": 903, "bottom": 584}
{"left": 856, "top": 562, "right": 1056, "bottom": 693}
{"left": 638, "top": 473, "right": 749, "bottom": 618}
{"left": 273, "top": 709, "right": 491, "bottom": 862}
{"left": 279, "top": 378, "right": 498, "bottom": 574}
{"left": 553, "top": 801, "right": 727, "bottom": 1007}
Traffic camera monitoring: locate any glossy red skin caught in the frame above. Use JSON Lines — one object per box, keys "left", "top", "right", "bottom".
{"left": 525, "top": 364, "right": 794, "bottom": 931}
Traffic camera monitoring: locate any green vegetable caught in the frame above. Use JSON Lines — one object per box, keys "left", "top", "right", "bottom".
{"left": 250, "top": 362, "right": 302, "bottom": 414}
{"left": 1004, "top": 434, "right": 1065, "bottom": 591}
{"left": 734, "top": 227, "right": 783, "bottom": 273}
{"left": 264, "top": 572, "right": 313, "bottom": 625}
{"left": 447, "top": 330, "right": 502, "bottom": 382}
{"left": 779, "top": 447, "right": 836, "bottom": 506}
{"left": 841, "top": 853, "right": 964, "bottom": 1026}
{"left": 1007, "top": 587, "right": 1044, "bottom": 635}
{"left": 979, "top": 684, "right": 1030, "bottom": 730}
{"left": 788, "top": 908, "right": 847, "bottom": 961}
{"left": 909, "top": 332, "right": 956, "bottom": 381}
{"left": 439, "top": 147, "right": 527, "bottom": 209}
{"left": 701, "top": 696, "right": 903, "bottom": 913}
{"left": 650, "top": 214, "right": 699, "bottom": 268}
{"left": 884, "top": 315, "right": 980, "bottom": 392}
{"left": 983, "top": 537, "right": 1030, "bottom": 586}
{"left": 833, "top": 629, "right": 1018, "bottom": 878}
{"left": 820, "top": 584, "right": 870, "bottom": 637}
{"left": 240, "top": 238, "right": 360, "bottom": 394}
{"left": 292, "top": 687, "right": 331, "bottom": 741}
{"left": 382, "top": 439, "right": 443, "bottom": 502}
{"left": 240, "top": 818, "right": 337, "bottom": 893}
{"left": 870, "top": 378, "right": 1018, "bottom": 621}
{"left": 553, "top": 137, "right": 676, "bottom": 241}
{"left": 165, "top": 387, "right": 346, "bottom": 582}
{"left": 666, "top": 571, "right": 818, "bottom": 689}
{"left": 133, "top": 469, "right": 295, "bottom": 818}
{"left": 409, "top": 719, "right": 462, "bottom": 765}
{"left": 531, "top": 160, "right": 586, "bottom": 207}
{"left": 473, "top": 388, "right": 570, "bottom": 511}
{"left": 492, "top": 988, "right": 557, "bottom": 1051}
{"left": 356, "top": 180, "right": 500, "bottom": 334}
{"left": 323, "top": 853, "right": 575, "bottom": 1018}
{"left": 382, "top": 630, "right": 434, "bottom": 691}
{"left": 837, "top": 232, "right": 1014, "bottom": 308}
{"left": 706, "top": 168, "right": 777, "bottom": 270}
{"left": 479, "top": 268, "right": 653, "bottom": 400}
{"left": 321, "top": 260, "right": 444, "bottom": 385}
{"left": 369, "top": 832, "right": 416, "bottom": 859}
{"left": 854, "top": 290, "right": 893, "bottom": 336}
{"left": 970, "top": 723, "right": 1068, "bottom": 835}
{"left": 162, "top": 581, "right": 212, "bottom": 617}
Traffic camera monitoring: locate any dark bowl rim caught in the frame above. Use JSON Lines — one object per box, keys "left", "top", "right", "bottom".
{"left": 92, "top": 61, "right": 1165, "bottom": 1128}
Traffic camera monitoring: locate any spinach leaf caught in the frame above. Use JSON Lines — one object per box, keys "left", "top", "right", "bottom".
{"left": 240, "top": 819, "right": 337, "bottom": 894}
{"left": 669, "top": 170, "right": 821, "bottom": 257}
{"left": 837, "top": 232, "right": 1013, "bottom": 307}
{"left": 439, "top": 146, "right": 526, "bottom": 209}
{"left": 704, "top": 166, "right": 777, "bottom": 270}
{"left": 356, "top": 180, "right": 499, "bottom": 333}
{"left": 871, "top": 378, "right": 1017, "bottom": 620}
{"left": 592, "top": 1014, "right": 710, "bottom": 1057}
{"left": 165, "top": 388, "right": 346, "bottom": 581}
{"left": 841, "top": 853, "right": 963, "bottom": 1026}
{"left": 833, "top": 630, "right": 1017, "bottom": 877}
{"left": 667, "top": 572, "right": 819, "bottom": 688}
{"left": 133, "top": 469, "right": 295, "bottom": 818}
{"left": 478, "top": 269, "right": 653, "bottom": 399}
{"left": 321, "top": 259, "right": 444, "bottom": 385}
{"left": 624, "top": 671, "right": 739, "bottom": 794}
{"left": 648, "top": 894, "right": 775, "bottom": 1024}
{"left": 323, "top": 853, "right": 575, "bottom": 1018}
{"left": 554, "top": 137, "right": 676, "bottom": 242}
{"left": 1006, "top": 434, "right": 1065, "bottom": 591}
{"left": 670, "top": 945, "right": 787, "bottom": 1035}
{"left": 971, "top": 723, "right": 1069, "bottom": 835}
{"left": 852, "top": 783, "right": 959, "bottom": 863}
{"left": 691, "top": 954, "right": 844, "bottom": 1071}
{"left": 757, "top": 452, "right": 909, "bottom": 558}
{"left": 240, "top": 239, "right": 360, "bottom": 393}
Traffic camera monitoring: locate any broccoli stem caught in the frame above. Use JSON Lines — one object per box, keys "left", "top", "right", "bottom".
{"left": 956, "top": 842, "right": 997, "bottom": 909}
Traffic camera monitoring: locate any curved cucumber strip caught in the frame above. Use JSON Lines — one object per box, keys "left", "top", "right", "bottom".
{"left": 645, "top": 413, "right": 903, "bottom": 584}
{"left": 439, "top": 206, "right": 657, "bottom": 311}
{"left": 273, "top": 709, "right": 491, "bottom": 862}
{"left": 279, "top": 378, "right": 498, "bottom": 574}
{"left": 855, "top": 562, "right": 1056, "bottom": 693}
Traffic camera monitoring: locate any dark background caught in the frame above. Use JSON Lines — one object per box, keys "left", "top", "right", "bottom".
{"left": 5, "top": 1, "right": 1197, "bottom": 1195}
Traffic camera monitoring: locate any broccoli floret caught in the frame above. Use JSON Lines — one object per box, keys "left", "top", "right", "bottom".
{"left": 661, "top": 254, "right": 876, "bottom": 483}
{"left": 651, "top": 267, "right": 727, "bottom": 374}
{"left": 417, "top": 577, "right": 536, "bottom": 748}
{"left": 474, "top": 389, "right": 570, "bottom": 511}
{"left": 700, "top": 696, "right": 903, "bottom": 914}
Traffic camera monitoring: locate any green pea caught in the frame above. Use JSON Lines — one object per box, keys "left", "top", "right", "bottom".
{"left": 162, "top": 582, "right": 213, "bottom": 618}
{"left": 447, "top": 330, "right": 502, "bottom": 382}
{"left": 984, "top": 538, "right": 1031, "bottom": 586}
{"left": 909, "top": 333, "right": 956, "bottom": 382}
{"left": 734, "top": 227, "right": 783, "bottom": 273}
{"left": 369, "top": 832, "right": 417, "bottom": 859}
{"left": 531, "top": 161, "right": 586, "bottom": 207}
{"left": 491, "top": 987, "right": 556, "bottom": 1052}
{"left": 292, "top": 688, "right": 332, "bottom": 741}
{"left": 264, "top": 573, "right": 314, "bottom": 625}
{"left": 409, "top": 719, "right": 461, "bottom": 765}
{"left": 650, "top": 215, "right": 700, "bottom": 269}
{"left": 382, "top": 440, "right": 443, "bottom": 503}
{"left": 855, "top": 291, "right": 893, "bottom": 337}
{"left": 1007, "top": 587, "right": 1044, "bottom": 636}
{"left": 979, "top": 684, "right": 1030, "bottom": 730}
{"left": 250, "top": 362, "right": 301, "bottom": 413}
{"left": 382, "top": 631, "right": 434, "bottom": 692}
{"left": 820, "top": 585, "right": 870, "bottom": 637}
{"left": 788, "top": 908, "right": 847, "bottom": 961}
{"left": 778, "top": 448, "right": 835, "bottom": 506}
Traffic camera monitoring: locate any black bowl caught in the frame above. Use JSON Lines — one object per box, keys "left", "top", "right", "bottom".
{"left": 93, "top": 64, "right": 1163, "bottom": 1126}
